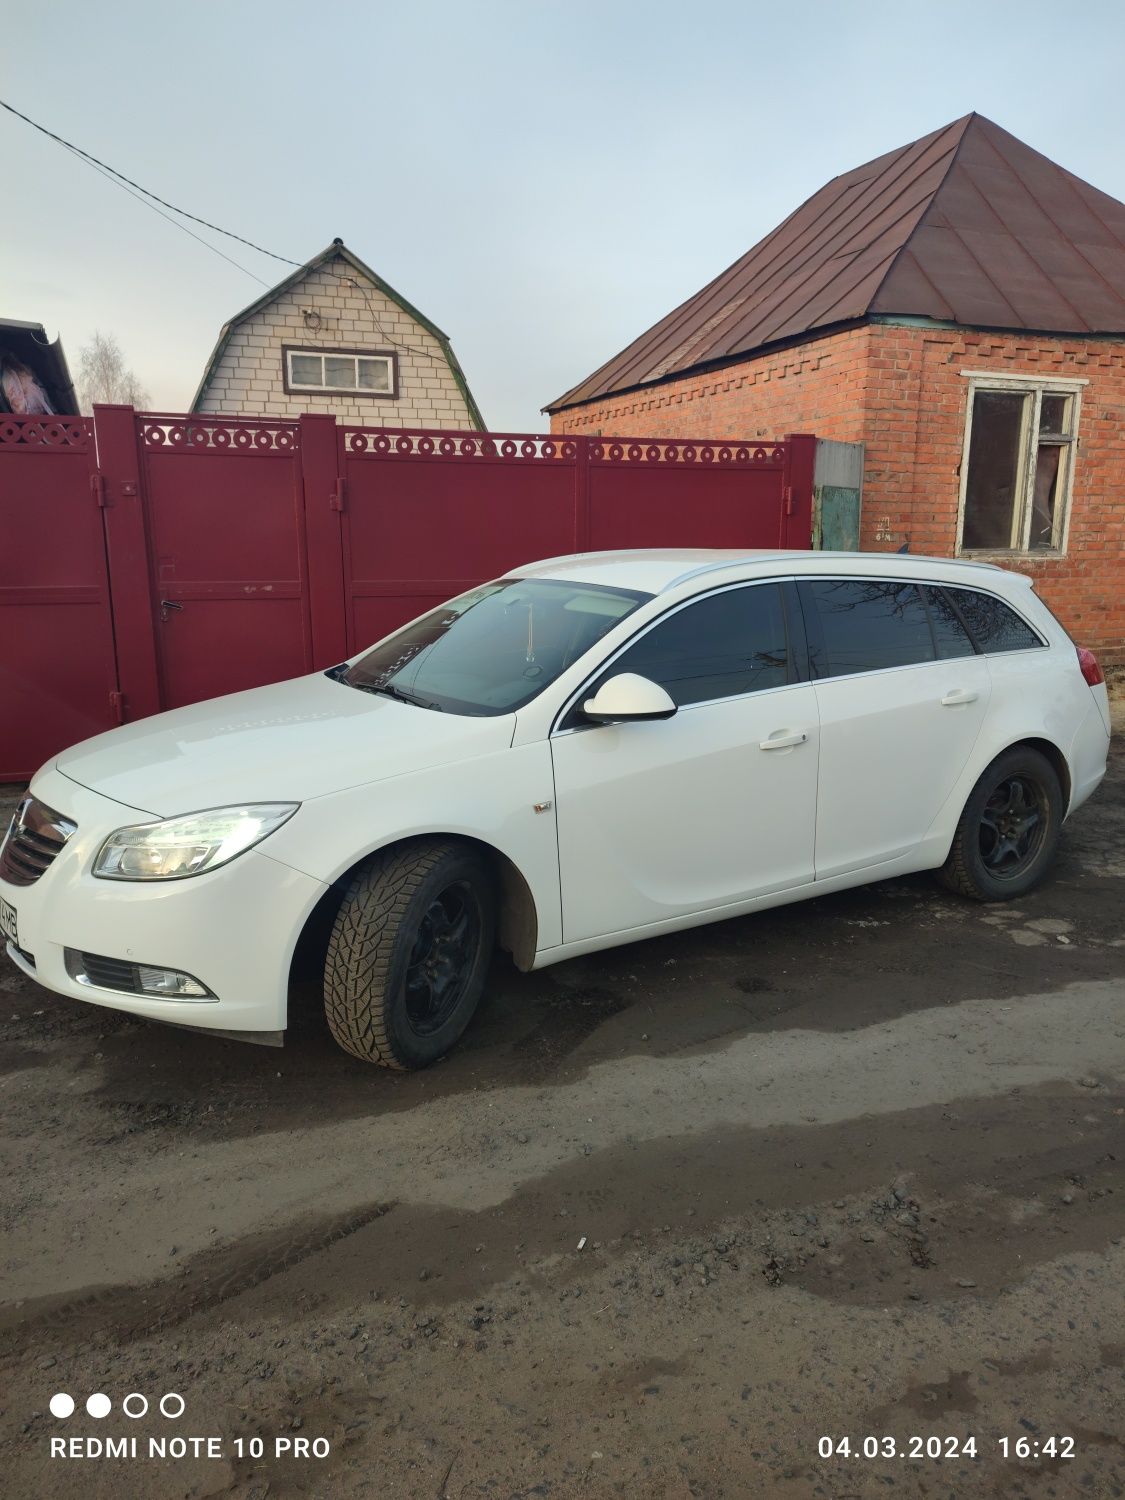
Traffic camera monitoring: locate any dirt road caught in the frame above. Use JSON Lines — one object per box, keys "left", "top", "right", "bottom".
{"left": 1, "top": 732, "right": 1122, "bottom": 1499}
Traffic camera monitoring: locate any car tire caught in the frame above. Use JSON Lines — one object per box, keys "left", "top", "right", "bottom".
{"left": 937, "top": 746, "right": 1063, "bottom": 902}
{"left": 323, "top": 839, "right": 496, "bottom": 1069}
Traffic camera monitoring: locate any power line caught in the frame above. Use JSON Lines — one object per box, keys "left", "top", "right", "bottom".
{"left": 332, "top": 273, "right": 449, "bottom": 366}
{"left": 79, "top": 152, "right": 272, "bottom": 287}
{"left": 0, "top": 97, "right": 301, "bottom": 273}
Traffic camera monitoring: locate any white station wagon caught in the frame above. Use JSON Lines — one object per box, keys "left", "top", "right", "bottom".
{"left": 1, "top": 549, "right": 1111, "bottom": 1068}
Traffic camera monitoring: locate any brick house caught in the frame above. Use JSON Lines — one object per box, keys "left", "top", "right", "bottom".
{"left": 547, "top": 115, "right": 1125, "bottom": 662}
{"left": 192, "top": 238, "right": 484, "bottom": 429}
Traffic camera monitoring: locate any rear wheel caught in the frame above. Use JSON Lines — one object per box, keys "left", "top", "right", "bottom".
{"left": 324, "top": 840, "right": 495, "bottom": 1068}
{"left": 938, "top": 747, "right": 1063, "bottom": 901}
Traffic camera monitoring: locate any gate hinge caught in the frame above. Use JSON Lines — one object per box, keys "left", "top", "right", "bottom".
{"left": 91, "top": 471, "right": 109, "bottom": 508}
{"left": 783, "top": 485, "right": 795, "bottom": 517}
{"left": 109, "top": 690, "right": 126, "bottom": 724}
{"left": 330, "top": 478, "right": 346, "bottom": 512}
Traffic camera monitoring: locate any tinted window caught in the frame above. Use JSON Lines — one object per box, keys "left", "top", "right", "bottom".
{"left": 924, "top": 587, "right": 977, "bottom": 659}
{"left": 942, "top": 587, "right": 1043, "bottom": 654}
{"left": 597, "top": 584, "right": 789, "bottom": 708}
{"left": 805, "top": 580, "right": 935, "bottom": 677}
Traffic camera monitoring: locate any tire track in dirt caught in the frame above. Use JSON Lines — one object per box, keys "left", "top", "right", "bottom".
{"left": 0, "top": 1202, "right": 391, "bottom": 1355}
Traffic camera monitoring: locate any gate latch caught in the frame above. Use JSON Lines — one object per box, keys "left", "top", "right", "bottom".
{"left": 160, "top": 599, "right": 184, "bottom": 622}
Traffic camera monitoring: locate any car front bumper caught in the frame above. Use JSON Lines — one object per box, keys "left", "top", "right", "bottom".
{"left": 1, "top": 766, "right": 325, "bottom": 1036}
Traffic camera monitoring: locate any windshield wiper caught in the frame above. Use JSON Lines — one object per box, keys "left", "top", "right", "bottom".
{"left": 325, "top": 661, "right": 441, "bottom": 710}
{"left": 369, "top": 682, "right": 443, "bottom": 711}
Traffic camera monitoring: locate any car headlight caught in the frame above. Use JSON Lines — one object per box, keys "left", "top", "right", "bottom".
{"left": 93, "top": 804, "right": 299, "bottom": 881}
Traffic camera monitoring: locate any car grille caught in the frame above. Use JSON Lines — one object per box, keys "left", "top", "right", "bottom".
{"left": 0, "top": 797, "right": 77, "bottom": 887}
{"left": 77, "top": 952, "right": 143, "bottom": 994}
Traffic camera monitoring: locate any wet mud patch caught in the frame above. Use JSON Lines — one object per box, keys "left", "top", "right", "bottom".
{"left": 14, "top": 1083, "right": 1120, "bottom": 1359}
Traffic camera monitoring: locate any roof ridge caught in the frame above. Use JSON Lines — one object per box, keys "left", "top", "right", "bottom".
{"left": 863, "top": 113, "right": 978, "bottom": 317}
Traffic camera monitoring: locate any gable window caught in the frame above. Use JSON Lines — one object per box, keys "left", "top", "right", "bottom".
{"left": 283, "top": 347, "right": 396, "bottom": 398}
{"left": 958, "top": 372, "right": 1084, "bottom": 554}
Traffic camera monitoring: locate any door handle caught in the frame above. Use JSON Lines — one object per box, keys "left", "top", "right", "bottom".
{"left": 160, "top": 599, "right": 184, "bottom": 623}
{"left": 940, "top": 689, "right": 978, "bottom": 706}
{"left": 758, "top": 730, "right": 808, "bottom": 750}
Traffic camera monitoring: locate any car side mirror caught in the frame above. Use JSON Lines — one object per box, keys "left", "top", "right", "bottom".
{"left": 582, "top": 672, "right": 677, "bottom": 724}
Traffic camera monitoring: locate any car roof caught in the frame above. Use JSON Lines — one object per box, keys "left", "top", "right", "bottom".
{"left": 509, "top": 548, "right": 1012, "bottom": 596}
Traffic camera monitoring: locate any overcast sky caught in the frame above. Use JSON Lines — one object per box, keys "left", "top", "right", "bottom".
{"left": 5, "top": 0, "right": 1125, "bottom": 432}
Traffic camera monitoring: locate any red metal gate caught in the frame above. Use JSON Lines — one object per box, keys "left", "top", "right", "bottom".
{"left": 335, "top": 428, "right": 810, "bottom": 651}
{"left": 0, "top": 408, "right": 814, "bottom": 780}
{"left": 0, "top": 416, "right": 121, "bottom": 779}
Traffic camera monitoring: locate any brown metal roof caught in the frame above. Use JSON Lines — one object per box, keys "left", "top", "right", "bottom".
{"left": 547, "top": 114, "right": 1125, "bottom": 412}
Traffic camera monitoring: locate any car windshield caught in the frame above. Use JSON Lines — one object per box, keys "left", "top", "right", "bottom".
{"left": 337, "top": 577, "right": 651, "bottom": 716}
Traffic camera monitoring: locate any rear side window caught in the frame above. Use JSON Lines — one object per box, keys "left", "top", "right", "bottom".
{"left": 590, "top": 583, "right": 790, "bottom": 709}
{"left": 802, "top": 580, "right": 934, "bottom": 677}
{"left": 941, "top": 587, "right": 1043, "bottom": 653}
{"left": 924, "top": 587, "right": 977, "bottom": 659}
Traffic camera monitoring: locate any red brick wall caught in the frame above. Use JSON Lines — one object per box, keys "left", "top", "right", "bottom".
{"left": 550, "top": 324, "right": 1125, "bottom": 663}
{"left": 550, "top": 325, "right": 873, "bottom": 445}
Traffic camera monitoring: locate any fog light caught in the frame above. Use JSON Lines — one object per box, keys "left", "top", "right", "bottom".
{"left": 137, "top": 966, "right": 210, "bottom": 998}
{"left": 65, "top": 949, "right": 216, "bottom": 1000}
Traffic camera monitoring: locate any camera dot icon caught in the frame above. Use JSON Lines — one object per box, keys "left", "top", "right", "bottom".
{"left": 86, "top": 1393, "right": 112, "bottom": 1419}
{"left": 49, "top": 1394, "right": 75, "bottom": 1419}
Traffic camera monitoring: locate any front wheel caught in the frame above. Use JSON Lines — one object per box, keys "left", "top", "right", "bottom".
{"left": 324, "top": 840, "right": 496, "bottom": 1068}
{"left": 937, "top": 746, "right": 1063, "bottom": 902}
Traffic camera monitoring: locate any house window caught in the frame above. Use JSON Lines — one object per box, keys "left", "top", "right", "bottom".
{"left": 283, "top": 347, "right": 396, "bottom": 398}
{"left": 958, "top": 372, "right": 1084, "bottom": 554}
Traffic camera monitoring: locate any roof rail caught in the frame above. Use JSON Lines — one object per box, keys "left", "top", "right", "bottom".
{"left": 662, "top": 550, "right": 1007, "bottom": 592}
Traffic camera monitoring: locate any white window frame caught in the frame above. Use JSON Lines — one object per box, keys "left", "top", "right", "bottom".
{"left": 956, "top": 370, "right": 1086, "bottom": 557}
{"left": 283, "top": 347, "right": 396, "bottom": 398}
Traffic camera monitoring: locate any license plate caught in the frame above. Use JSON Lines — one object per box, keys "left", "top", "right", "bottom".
{"left": 0, "top": 897, "right": 17, "bottom": 948}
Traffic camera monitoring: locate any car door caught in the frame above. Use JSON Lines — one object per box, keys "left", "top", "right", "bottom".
{"left": 799, "top": 578, "right": 992, "bottom": 880}
{"left": 550, "top": 581, "right": 820, "bottom": 945}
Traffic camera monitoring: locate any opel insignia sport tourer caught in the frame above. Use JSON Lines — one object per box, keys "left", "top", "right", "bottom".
{"left": 1, "top": 550, "right": 1111, "bottom": 1067}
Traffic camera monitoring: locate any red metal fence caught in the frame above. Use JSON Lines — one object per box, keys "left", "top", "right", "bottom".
{"left": 0, "top": 407, "right": 815, "bottom": 780}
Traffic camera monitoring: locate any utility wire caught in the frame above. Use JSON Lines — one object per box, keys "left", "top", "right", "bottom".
{"left": 79, "top": 152, "right": 272, "bottom": 287}
{"left": 0, "top": 97, "right": 301, "bottom": 273}
{"left": 332, "top": 273, "right": 449, "bottom": 366}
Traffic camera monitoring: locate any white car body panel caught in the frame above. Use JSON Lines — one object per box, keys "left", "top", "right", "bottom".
{"left": 551, "top": 682, "right": 819, "bottom": 941}
{"left": 1, "top": 548, "right": 1110, "bottom": 1041}
{"left": 55, "top": 674, "right": 515, "bottom": 814}
{"left": 810, "top": 656, "right": 992, "bottom": 879}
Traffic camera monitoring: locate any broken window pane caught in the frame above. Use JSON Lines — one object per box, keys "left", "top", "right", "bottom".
{"left": 1039, "top": 393, "right": 1071, "bottom": 435}
{"left": 1029, "top": 443, "right": 1064, "bottom": 549}
{"left": 962, "top": 391, "right": 1027, "bottom": 549}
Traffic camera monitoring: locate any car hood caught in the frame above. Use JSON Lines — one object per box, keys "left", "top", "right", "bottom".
{"left": 54, "top": 673, "right": 515, "bottom": 816}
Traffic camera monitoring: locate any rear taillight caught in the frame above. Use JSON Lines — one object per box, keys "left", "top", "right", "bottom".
{"left": 1076, "top": 646, "right": 1104, "bottom": 687}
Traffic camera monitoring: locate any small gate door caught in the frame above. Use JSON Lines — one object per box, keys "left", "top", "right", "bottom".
{"left": 137, "top": 416, "right": 314, "bottom": 710}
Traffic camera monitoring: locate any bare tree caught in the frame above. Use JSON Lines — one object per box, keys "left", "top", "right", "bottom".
{"left": 77, "top": 331, "right": 150, "bottom": 411}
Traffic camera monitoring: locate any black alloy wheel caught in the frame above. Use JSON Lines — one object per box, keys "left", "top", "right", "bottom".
{"left": 324, "top": 840, "right": 496, "bottom": 1068}
{"left": 404, "top": 881, "right": 484, "bottom": 1036}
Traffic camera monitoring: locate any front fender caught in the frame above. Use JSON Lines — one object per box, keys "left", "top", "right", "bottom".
{"left": 262, "top": 742, "right": 562, "bottom": 952}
